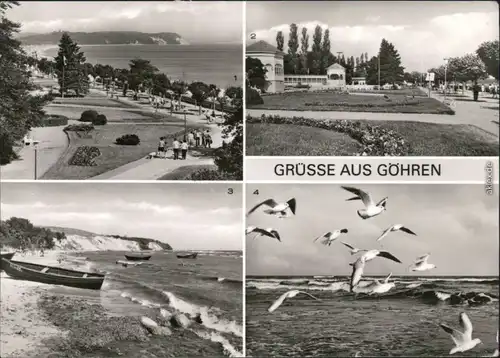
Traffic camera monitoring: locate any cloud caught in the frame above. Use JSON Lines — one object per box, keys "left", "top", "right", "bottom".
{"left": 248, "top": 11, "right": 498, "bottom": 71}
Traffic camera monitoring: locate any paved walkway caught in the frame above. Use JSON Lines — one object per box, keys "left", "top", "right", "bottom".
{"left": 248, "top": 92, "right": 499, "bottom": 138}
{"left": 0, "top": 123, "right": 72, "bottom": 180}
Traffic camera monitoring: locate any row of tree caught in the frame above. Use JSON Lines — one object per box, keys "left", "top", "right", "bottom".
{"left": 425, "top": 40, "right": 499, "bottom": 88}
{"left": 0, "top": 217, "right": 67, "bottom": 251}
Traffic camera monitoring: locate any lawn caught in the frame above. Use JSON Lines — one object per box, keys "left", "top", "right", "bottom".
{"left": 350, "top": 88, "right": 427, "bottom": 96}
{"left": 246, "top": 123, "right": 362, "bottom": 156}
{"left": 42, "top": 123, "right": 206, "bottom": 180}
{"left": 246, "top": 121, "right": 499, "bottom": 156}
{"left": 157, "top": 164, "right": 217, "bottom": 180}
{"left": 251, "top": 91, "right": 454, "bottom": 114}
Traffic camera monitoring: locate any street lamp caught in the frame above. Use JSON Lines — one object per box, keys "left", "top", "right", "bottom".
{"left": 378, "top": 53, "right": 381, "bottom": 89}
{"left": 33, "top": 142, "right": 39, "bottom": 180}
{"left": 443, "top": 57, "right": 449, "bottom": 103}
{"left": 61, "top": 55, "right": 66, "bottom": 98}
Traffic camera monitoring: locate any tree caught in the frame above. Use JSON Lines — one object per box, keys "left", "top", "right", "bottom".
{"left": 299, "top": 27, "right": 309, "bottom": 74}
{"left": 55, "top": 32, "right": 89, "bottom": 96}
{"left": 309, "top": 25, "right": 323, "bottom": 75}
{"left": 448, "top": 54, "right": 488, "bottom": 97}
{"left": 276, "top": 31, "right": 284, "bottom": 52}
{"left": 128, "top": 58, "right": 158, "bottom": 92}
{"left": 321, "top": 28, "right": 331, "bottom": 75}
{"left": 246, "top": 57, "right": 267, "bottom": 91}
{"left": 287, "top": 23, "right": 299, "bottom": 74}
{"left": 189, "top": 82, "right": 210, "bottom": 114}
{"left": 355, "top": 56, "right": 360, "bottom": 70}
{"left": 376, "top": 39, "right": 405, "bottom": 85}
{"left": 213, "top": 104, "right": 242, "bottom": 180}
{"left": 360, "top": 53, "right": 364, "bottom": 64}
{"left": 0, "top": 1, "right": 50, "bottom": 165}
{"left": 476, "top": 40, "right": 499, "bottom": 80}
{"left": 151, "top": 72, "right": 170, "bottom": 96}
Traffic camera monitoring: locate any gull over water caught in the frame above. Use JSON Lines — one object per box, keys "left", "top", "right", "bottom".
{"left": 376, "top": 224, "right": 417, "bottom": 242}
{"left": 341, "top": 186, "right": 388, "bottom": 219}
{"left": 313, "top": 229, "right": 348, "bottom": 246}
{"left": 350, "top": 250, "right": 402, "bottom": 292}
{"left": 247, "top": 198, "right": 296, "bottom": 218}
{"left": 245, "top": 226, "right": 281, "bottom": 242}
{"left": 268, "top": 290, "right": 321, "bottom": 313}
{"left": 410, "top": 253, "right": 436, "bottom": 272}
{"left": 369, "top": 272, "right": 395, "bottom": 294}
{"left": 440, "top": 312, "right": 482, "bottom": 355}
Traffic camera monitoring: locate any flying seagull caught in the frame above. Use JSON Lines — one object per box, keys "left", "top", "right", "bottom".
{"left": 440, "top": 312, "right": 482, "bottom": 355}
{"left": 369, "top": 272, "right": 396, "bottom": 294}
{"left": 247, "top": 198, "right": 296, "bottom": 218}
{"left": 268, "top": 290, "right": 320, "bottom": 313}
{"left": 245, "top": 226, "right": 281, "bottom": 242}
{"left": 341, "top": 242, "right": 366, "bottom": 255}
{"left": 313, "top": 229, "right": 348, "bottom": 246}
{"left": 350, "top": 250, "right": 402, "bottom": 292}
{"left": 341, "top": 186, "right": 387, "bottom": 219}
{"left": 376, "top": 224, "right": 417, "bottom": 242}
{"left": 410, "top": 253, "right": 436, "bottom": 272}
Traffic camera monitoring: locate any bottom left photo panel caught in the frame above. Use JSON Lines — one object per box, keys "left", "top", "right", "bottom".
{"left": 0, "top": 182, "right": 243, "bottom": 358}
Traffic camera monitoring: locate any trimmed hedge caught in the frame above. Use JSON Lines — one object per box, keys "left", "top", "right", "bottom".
{"left": 246, "top": 114, "right": 410, "bottom": 156}
{"left": 64, "top": 123, "right": 94, "bottom": 132}
{"left": 93, "top": 114, "right": 107, "bottom": 126}
{"left": 115, "top": 134, "right": 140, "bottom": 146}
{"left": 69, "top": 146, "right": 101, "bottom": 166}
{"left": 246, "top": 87, "right": 264, "bottom": 105}
{"left": 43, "top": 115, "right": 69, "bottom": 127}
{"left": 79, "top": 110, "right": 99, "bottom": 122}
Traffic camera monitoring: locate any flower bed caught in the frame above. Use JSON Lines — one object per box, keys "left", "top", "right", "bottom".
{"left": 64, "top": 124, "right": 94, "bottom": 132}
{"left": 246, "top": 115, "right": 410, "bottom": 156}
{"left": 68, "top": 146, "right": 101, "bottom": 166}
{"left": 43, "top": 115, "right": 69, "bottom": 127}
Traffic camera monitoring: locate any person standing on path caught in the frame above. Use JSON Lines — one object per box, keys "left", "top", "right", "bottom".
{"left": 204, "top": 129, "right": 211, "bottom": 148}
{"left": 181, "top": 140, "right": 188, "bottom": 160}
{"left": 173, "top": 138, "right": 180, "bottom": 160}
{"left": 158, "top": 137, "right": 166, "bottom": 159}
{"left": 195, "top": 130, "right": 202, "bottom": 147}
{"left": 188, "top": 131, "right": 195, "bottom": 146}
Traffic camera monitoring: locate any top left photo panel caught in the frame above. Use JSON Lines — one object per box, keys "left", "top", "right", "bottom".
{"left": 0, "top": 1, "right": 243, "bottom": 181}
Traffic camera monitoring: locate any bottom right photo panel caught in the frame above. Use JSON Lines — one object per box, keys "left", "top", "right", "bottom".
{"left": 245, "top": 184, "right": 499, "bottom": 357}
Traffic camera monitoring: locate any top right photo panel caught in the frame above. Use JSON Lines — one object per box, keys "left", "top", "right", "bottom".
{"left": 245, "top": 1, "right": 499, "bottom": 157}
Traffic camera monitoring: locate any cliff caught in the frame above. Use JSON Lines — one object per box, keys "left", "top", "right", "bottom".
{"left": 20, "top": 31, "right": 183, "bottom": 45}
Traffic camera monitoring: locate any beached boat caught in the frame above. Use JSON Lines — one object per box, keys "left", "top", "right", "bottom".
{"left": 124, "top": 252, "right": 152, "bottom": 261}
{"left": 176, "top": 252, "right": 198, "bottom": 259}
{"left": 0, "top": 252, "right": 16, "bottom": 270}
{"left": 1, "top": 258, "right": 105, "bottom": 290}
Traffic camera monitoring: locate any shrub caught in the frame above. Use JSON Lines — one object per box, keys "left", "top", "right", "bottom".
{"left": 64, "top": 123, "right": 94, "bottom": 132}
{"left": 246, "top": 86, "right": 264, "bottom": 105}
{"left": 43, "top": 115, "right": 69, "bottom": 127}
{"left": 247, "top": 114, "right": 411, "bottom": 156}
{"left": 79, "top": 110, "right": 99, "bottom": 122}
{"left": 296, "top": 83, "right": 311, "bottom": 89}
{"left": 115, "top": 134, "right": 140, "bottom": 146}
{"left": 186, "top": 169, "right": 226, "bottom": 180}
{"left": 92, "top": 114, "right": 107, "bottom": 126}
{"left": 69, "top": 146, "right": 101, "bottom": 166}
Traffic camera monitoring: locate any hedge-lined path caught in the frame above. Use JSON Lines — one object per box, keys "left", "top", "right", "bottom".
{"left": 0, "top": 121, "right": 77, "bottom": 180}
{"left": 247, "top": 105, "right": 499, "bottom": 139}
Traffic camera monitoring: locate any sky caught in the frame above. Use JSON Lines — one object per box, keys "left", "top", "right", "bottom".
{"left": 246, "top": 184, "right": 499, "bottom": 277}
{"left": 1, "top": 183, "right": 243, "bottom": 251}
{"left": 247, "top": 1, "right": 499, "bottom": 72}
{"left": 7, "top": 1, "right": 243, "bottom": 44}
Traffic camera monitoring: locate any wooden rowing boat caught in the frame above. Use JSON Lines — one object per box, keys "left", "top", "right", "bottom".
{"left": 124, "top": 252, "right": 152, "bottom": 261}
{"left": 176, "top": 252, "right": 198, "bottom": 259}
{"left": 1, "top": 258, "right": 105, "bottom": 290}
{"left": 0, "top": 252, "right": 16, "bottom": 270}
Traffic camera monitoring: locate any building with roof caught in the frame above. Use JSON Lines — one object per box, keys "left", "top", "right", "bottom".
{"left": 246, "top": 40, "right": 285, "bottom": 93}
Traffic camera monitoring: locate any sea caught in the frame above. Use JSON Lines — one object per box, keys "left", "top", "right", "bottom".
{"left": 48, "top": 250, "right": 243, "bottom": 357}
{"left": 246, "top": 276, "right": 499, "bottom": 357}
{"left": 42, "top": 44, "right": 242, "bottom": 88}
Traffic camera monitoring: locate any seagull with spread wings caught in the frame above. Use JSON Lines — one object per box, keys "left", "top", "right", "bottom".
{"left": 267, "top": 290, "right": 321, "bottom": 313}
{"left": 341, "top": 186, "right": 387, "bottom": 219}
{"left": 247, "top": 198, "right": 296, "bottom": 218}
{"left": 313, "top": 229, "right": 348, "bottom": 246}
{"left": 410, "top": 253, "right": 436, "bottom": 272}
{"left": 350, "top": 250, "right": 402, "bottom": 292}
{"left": 369, "top": 272, "right": 396, "bottom": 294}
{"left": 440, "top": 312, "right": 482, "bottom": 355}
{"left": 341, "top": 242, "right": 366, "bottom": 255}
{"left": 245, "top": 226, "right": 281, "bottom": 242}
{"left": 376, "top": 224, "right": 417, "bottom": 242}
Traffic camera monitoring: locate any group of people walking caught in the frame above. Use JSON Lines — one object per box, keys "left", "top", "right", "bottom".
{"left": 156, "top": 129, "right": 212, "bottom": 160}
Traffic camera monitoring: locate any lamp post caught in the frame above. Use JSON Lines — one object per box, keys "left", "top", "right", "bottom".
{"left": 378, "top": 53, "right": 381, "bottom": 89}
{"left": 61, "top": 55, "right": 66, "bottom": 98}
{"left": 34, "top": 142, "right": 38, "bottom": 180}
{"left": 443, "top": 58, "right": 449, "bottom": 103}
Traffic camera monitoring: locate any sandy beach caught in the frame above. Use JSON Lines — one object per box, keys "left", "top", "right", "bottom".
{"left": 1, "top": 252, "right": 66, "bottom": 357}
